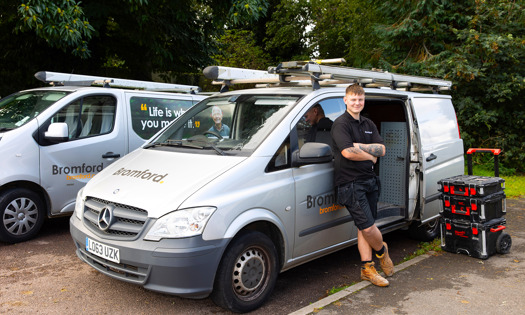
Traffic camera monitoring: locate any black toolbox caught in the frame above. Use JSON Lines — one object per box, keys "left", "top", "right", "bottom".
{"left": 438, "top": 174, "right": 505, "bottom": 197}
{"left": 440, "top": 217, "right": 511, "bottom": 259}
{"left": 438, "top": 148, "right": 511, "bottom": 259}
{"left": 441, "top": 191, "right": 506, "bottom": 223}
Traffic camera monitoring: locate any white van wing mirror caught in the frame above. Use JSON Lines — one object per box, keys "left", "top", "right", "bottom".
{"left": 293, "top": 142, "right": 333, "bottom": 167}
{"left": 45, "top": 122, "right": 69, "bottom": 143}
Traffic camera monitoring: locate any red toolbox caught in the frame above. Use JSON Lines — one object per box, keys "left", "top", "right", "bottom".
{"left": 440, "top": 217, "right": 511, "bottom": 259}
{"left": 441, "top": 191, "right": 506, "bottom": 223}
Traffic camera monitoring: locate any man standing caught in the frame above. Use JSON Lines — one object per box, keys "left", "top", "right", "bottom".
{"left": 331, "top": 84, "right": 394, "bottom": 287}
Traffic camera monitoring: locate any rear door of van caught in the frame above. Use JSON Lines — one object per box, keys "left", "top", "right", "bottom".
{"left": 410, "top": 95, "right": 464, "bottom": 222}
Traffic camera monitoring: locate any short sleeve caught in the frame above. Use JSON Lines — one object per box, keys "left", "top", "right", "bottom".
{"left": 331, "top": 120, "right": 354, "bottom": 153}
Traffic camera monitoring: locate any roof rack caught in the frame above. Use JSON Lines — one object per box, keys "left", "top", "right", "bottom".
{"left": 34, "top": 71, "right": 201, "bottom": 93}
{"left": 203, "top": 59, "right": 452, "bottom": 93}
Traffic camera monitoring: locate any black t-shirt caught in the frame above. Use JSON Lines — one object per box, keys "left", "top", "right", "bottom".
{"left": 331, "top": 111, "right": 383, "bottom": 186}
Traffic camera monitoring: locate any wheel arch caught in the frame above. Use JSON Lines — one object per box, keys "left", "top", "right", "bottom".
{"left": 0, "top": 181, "right": 50, "bottom": 217}
{"left": 219, "top": 209, "right": 288, "bottom": 271}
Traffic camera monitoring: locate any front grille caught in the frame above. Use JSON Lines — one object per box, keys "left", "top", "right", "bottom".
{"left": 83, "top": 196, "right": 148, "bottom": 239}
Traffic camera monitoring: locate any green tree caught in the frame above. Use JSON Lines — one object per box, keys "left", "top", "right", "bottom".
{"left": 264, "top": 0, "right": 382, "bottom": 66}
{"left": 214, "top": 29, "right": 271, "bottom": 69}
{"left": 376, "top": 0, "right": 525, "bottom": 172}
{"left": 265, "top": 0, "right": 312, "bottom": 61}
{"left": 17, "top": 0, "right": 96, "bottom": 58}
{"left": 0, "top": 0, "right": 270, "bottom": 96}
{"left": 309, "top": 0, "right": 381, "bottom": 67}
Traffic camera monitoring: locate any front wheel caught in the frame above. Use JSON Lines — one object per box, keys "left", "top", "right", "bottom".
{"left": 0, "top": 188, "right": 45, "bottom": 243}
{"left": 211, "top": 230, "right": 279, "bottom": 313}
{"left": 408, "top": 217, "right": 440, "bottom": 242}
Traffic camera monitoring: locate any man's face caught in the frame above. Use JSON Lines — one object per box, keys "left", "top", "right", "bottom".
{"left": 211, "top": 107, "right": 223, "bottom": 124}
{"left": 304, "top": 108, "right": 317, "bottom": 125}
{"left": 344, "top": 92, "right": 365, "bottom": 116}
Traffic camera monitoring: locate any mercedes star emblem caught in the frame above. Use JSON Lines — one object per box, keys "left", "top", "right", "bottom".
{"left": 98, "top": 206, "right": 114, "bottom": 231}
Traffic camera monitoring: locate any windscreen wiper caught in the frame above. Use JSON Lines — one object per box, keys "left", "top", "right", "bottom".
{"left": 204, "top": 143, "right": 226, "bottom": 156}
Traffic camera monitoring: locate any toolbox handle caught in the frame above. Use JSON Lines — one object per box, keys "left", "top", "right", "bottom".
{"left": 490, "top": 225, "right": 506, "bottom": 232}
{"left": 466, "top": 148, "right": 502, "bottom": 177}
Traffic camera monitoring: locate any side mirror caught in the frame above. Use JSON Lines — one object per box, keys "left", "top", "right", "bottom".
{"left": 44, "top": 122, "right": 69, "bottom": 143}
{"left": 292, "top": 142, "right": 333, "bottom": 167}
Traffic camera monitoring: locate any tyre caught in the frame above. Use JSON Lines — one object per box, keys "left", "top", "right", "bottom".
{"left": 408, "top": 217, "right": 440, "bottom": 242}
{"left": 0, "top": 188, "right": 45, "bottom": 244}
{"left": 496, "top": 232, "right": 512, "bottom": 254}
{"left": 211, "top": 230, "right": 279, "bottom": 313}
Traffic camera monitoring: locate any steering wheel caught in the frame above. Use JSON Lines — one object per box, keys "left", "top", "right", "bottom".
{"left": 203, "top": 130, "right": 223, "bottom": 140}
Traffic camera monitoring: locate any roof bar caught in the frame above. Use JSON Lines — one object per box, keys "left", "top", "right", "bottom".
{"left": 203, "top": 60, "right": 452, "bottom": 92}
{"left": 35, "top": 71, "right": 201, "bottom": 93}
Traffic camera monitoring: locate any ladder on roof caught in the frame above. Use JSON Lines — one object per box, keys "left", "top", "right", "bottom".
{"left": 203, "top": 58, "right": 452, "bottom": 92}
{"left": 35, "top": 71, "right": 201, "bottom": 93}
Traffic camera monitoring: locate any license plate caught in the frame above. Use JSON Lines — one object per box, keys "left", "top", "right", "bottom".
{"left": 86, "top": 237, "right": 120, "bottom": 263}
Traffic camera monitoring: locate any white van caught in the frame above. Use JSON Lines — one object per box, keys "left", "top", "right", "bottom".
{"left": 69, "top": 63, "right": 464, "bottom": 312}
{"left": 0, "top": 72, "right": 206, "bottom": 243}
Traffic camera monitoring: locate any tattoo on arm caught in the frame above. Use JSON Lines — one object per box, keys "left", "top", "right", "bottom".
{"left": 345, "top": 147, "right": 360, "bottom": 155}
{"left": 358, "top": 144, "right": 384, "bottom": 157}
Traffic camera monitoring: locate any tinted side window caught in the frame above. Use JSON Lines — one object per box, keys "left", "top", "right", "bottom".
{"left": 296, "top": 97, "right": 345, "bottom": 150}
{"left": 130, "top": 96, "right": 193, "bottom": 139}
{"left": 50, "top": 95, "right": 116, "bottom": 140}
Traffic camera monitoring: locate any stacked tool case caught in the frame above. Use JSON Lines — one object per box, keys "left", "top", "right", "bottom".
{"left": 437, "top": 149, "right": 512, "bottom": 259}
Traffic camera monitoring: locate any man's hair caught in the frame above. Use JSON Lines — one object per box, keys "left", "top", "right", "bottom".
{"left": 211, "top": 105, "right": 222, "bottom": 115}
{"left": 345, "top": 84, "right": 365, "bottom": 95}
{"left": 312, "top": 104, "right": 325, "bottom": 116}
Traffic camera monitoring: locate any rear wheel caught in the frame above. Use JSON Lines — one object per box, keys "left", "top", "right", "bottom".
{"left": 408, "top": 217, "right": 440, "bottom": 242}
{"left": 496, "top": 232, "right": 512, "bottom": 254}
{"left": 211, "top": 230, "right": 279, "bottom": 313}
{"left": 0, "top": 188, "right": 45, "bottom": 243}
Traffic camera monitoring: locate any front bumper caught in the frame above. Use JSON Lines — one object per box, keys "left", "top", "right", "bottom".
{"left": 69, "top": 214, "right": 229, "bottom": 298}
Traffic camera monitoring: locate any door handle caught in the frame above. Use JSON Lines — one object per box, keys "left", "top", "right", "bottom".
{"left": 102, "top": 152, "right": 121, "bottom": 159}
{"left": 426, "top": 153, "right": 437, "bottom": 162}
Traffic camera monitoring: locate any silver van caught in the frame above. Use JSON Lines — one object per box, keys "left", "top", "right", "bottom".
{"left": 0, "top": 72, "right": 205, "bottom": 243}
{"left": 69, "top": 63, "right": 464, "bottom": 312}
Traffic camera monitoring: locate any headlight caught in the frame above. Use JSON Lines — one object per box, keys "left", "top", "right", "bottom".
{"left": 74, "top": 188, "right": 85, "bottom": 220}
{"left": 144, "top": 207, "right": 216, "bottom": 241}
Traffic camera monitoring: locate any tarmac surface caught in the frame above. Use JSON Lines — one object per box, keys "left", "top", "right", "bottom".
{"left": 290, "top": 197, "right": 525, "bottom": 315}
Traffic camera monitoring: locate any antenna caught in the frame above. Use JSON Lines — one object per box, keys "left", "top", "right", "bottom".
{"left": 34, "top": 71, "right": 201, "bottom": 93}
{"left": 203, "top": 59, "right": 452, "bottom": 92}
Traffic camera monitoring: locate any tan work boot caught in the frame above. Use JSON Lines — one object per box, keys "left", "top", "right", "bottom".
{"left": 361, "top": 262, "right": 389, "bottom": 287}
{"left": 376, "top": 242, "right": 394, "bottom": 277}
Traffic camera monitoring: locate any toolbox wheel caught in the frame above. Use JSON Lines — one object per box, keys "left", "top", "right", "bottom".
{"left": 496, "top": 232, "right": 512, "bottom": 254}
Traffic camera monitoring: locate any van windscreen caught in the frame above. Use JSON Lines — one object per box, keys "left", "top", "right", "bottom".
{"left": 151, "top": 94, "right": 302, "bottom": 155}
{"left": 0, "top": 90, "right": 70, "bottom": 130}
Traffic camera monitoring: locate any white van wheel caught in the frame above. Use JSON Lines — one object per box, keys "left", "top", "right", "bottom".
{"left": 211, "top": 230, "right": 278, "bottom": 313}
{"left": 0, "top": 188, "right": 45, "bottom": 244}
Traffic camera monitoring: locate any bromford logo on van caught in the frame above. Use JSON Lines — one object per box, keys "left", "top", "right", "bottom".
{"left": 307, "top": 193, "right": 345, "bottom": 214}
{"left": 112, "top": 167, "right": 168, "bottom": 183}
{"left": 52, "top": 163, "right": 104, "bottom": 175}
